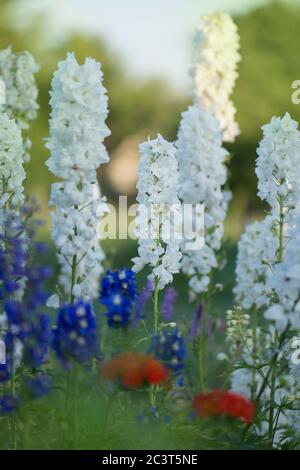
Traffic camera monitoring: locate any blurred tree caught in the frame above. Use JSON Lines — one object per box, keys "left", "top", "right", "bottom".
{"left": 230, "top": 0, "right": 300, "bottom": 227}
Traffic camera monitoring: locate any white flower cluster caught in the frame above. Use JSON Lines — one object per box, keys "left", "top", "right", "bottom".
{"left": 233, "top": 114, "right": 300, "bottom": 444}
{"left": 0, "top": 47, "right": 39, "bottom": 162}
{"left": 265, "top": 210, "right": 300, "bottom": 331}
{"left": 46, "top": 53, "right": 110, "bottom": 302}
{"left": 235, "top": 114, "right": 300, "bottom": 311}
{"left": 256, "top": 113, "right": 300, "bottom": 213}
{"left": 176, "top": 105, "right": 229, "bottom": 298}
{"left": 132, "top": 134, "right": 182, "bottom": 290}
{"left": 0, "top": 78, "right": 5, "bottom": 105}
{"left": 0, "top": 113, "right": 25, "bottom": 210}
{"left": 190, "top": 12, "right": 240, "bottom": 142}
{"left": 226, "top": 307, "right": 250, "bottom": 347}
{"left": 230, "top": 326, "right": 270, "bottom": 397}
{"left": 234, "top": 216, "right": 278, "bottom": 310}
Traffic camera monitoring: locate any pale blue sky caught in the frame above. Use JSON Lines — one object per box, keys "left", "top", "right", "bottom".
{"left": 19, "top": 0, "right": 290, "bottom": 89}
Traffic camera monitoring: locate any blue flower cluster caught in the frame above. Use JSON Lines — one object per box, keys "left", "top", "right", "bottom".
{"left": 52, "top": 300, "right": 98, "bottom": 367}
{"left": 0, "top": 211, "right": 27, "bottom": 301}
{"left": 0, "top": 210, "right": 52, "bottom": 387}
{"left": 26, "top": 374, "right": 52, "bottom": 398}
{"left": 0, "top": 361, "right": 11, "bottom": 383}
{"left": 150, "top": 328, "right": 186, "bottom": 372}
{"left": 3, "top": 259, "right": 52, "bottom": 369}
{"left": 0, "top": 395, "right": 19, "bottom": 414}
{"left": 100, "top": 269, "right": 138, "bottom": 327}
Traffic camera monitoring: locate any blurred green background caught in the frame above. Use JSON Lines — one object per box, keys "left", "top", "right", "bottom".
{"left": 1, "top": 0, "right": 300, "bottom": 240}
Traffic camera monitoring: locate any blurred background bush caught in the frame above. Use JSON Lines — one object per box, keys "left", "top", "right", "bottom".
{"left": 1, "top": 0, "right": 300, "bottom": 240}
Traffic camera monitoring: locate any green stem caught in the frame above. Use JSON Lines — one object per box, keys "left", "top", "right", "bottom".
{"left": 153, "top": 275, "right": 159, "bottom": 334}
{"left": 251, "top": 309, "right": 257, "bottom": 400}
{"left": 9, "top": 356, "right": 17, "bottom": 450}
{"left": 63, "top": 369, "right": 71, "bottom": 448}
{"left": 150, "top": 275, "right": 160, "bottom": 409}
{"left": 268, "top": 359, "right": 276, "bottom": 442}
{"left": 239, "top": 326, "right": 289, "bottom": 447}
{"left": 278, "top": 195, "right": 284, "bottom": 262}
{"left": 267, "top": 196, "right": 284, "bottom": 441}
{"left": 70, "top": 255, "right": 77, "bottom": 305}
{"left": 10, "top": 380, "right": 17, "bottom": 450}
{"left": 198, "top": 336, "right": 206, "bottom": 392}
{"left": 198, "top": 295, "right": 207, "bottom": 392}
{"left": 73, "top": 369, "right": 79, "bottom": 447}
{"left": 63, "top": 254, "right": 77, "bottom": 447}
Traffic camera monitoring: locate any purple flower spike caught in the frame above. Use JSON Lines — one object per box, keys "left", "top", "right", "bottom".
{"left": 206, "top": 315, "right": 213, "bottom": 337}
{"left": 162, "top": 288, "right": 177, "bottom": 321}
{"left": 189, "top": 303, "right": 203, "bottom": 341}
{"left": 132, "top": 279, "right": 154, "bottom": 328}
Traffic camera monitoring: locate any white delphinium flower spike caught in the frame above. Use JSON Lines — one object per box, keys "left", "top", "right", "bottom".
{"left": 235, "top": 114, "right": 300, "bottom": 311}
{"left": 0, "top": 113, "right": 25, "bottom": 210}
{"left": 256, "top": 113, "right": 300, "bottom": 215}
{"left": 234, "top": 216, "right": 278, "bottom": 310}
{"left": 190, "top": 12, "right": 240, "bottom": 142}
{"left": 0, "top": 47, "right": 39, "bottom": 162}
{"left": 132, "top": 134, "right": 182, "bottom": 290}
{"left": 265, "top": 209, "right": 300, "bottom": 331}
{"left": 46, "top": 53, "right": 110, "bottom": 301}
{"left": 176, "top": 105, "right": 229, "bottom": 299}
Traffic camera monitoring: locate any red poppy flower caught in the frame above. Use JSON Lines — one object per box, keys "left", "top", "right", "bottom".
{"left": 101, "top": 351, "right": 169, "bottom": 389}
{"left": 192, "top": 389, "right": 255, "bottom": 423}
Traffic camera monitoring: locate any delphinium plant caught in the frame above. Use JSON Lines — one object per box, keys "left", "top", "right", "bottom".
{"left": 174, "top": 12, "right": 240, "bottom": 395}
{"left": 46, "top": 52, "right": 110, "bottom": 305}
{"left": 43, "top": 52, "right": 113, "bottom": 447}
{"left": 231, "top": 113, "right": 300, "bottom": 448}
{"left": 0, "top": 47, "right": 39, "bottom": 162}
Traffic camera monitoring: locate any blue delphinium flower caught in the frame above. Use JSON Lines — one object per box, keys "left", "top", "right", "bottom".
{"left": 3, "top": 253, "right": 53, "bottom": 369}
{"left": 23, "top": 314, "right": 52, "bottom": 368}
{"left": 52, "top": 300, "right": 98, "bottom": 367}
{"left": 150, "top": 328, "right": 186, "bottom": 372}
{"left": 0, "top": 209, "right": 53, "bottom": 380}
{"left": 0, "top": 211, "right": 27, "bottom": 301}
{"left": 0, "top": 395, "right": 19, "bottom": 414}
{"left": 100, "top": 269, "right": 138, "bottom": 327}
{"left": 0, "top": 363, "right": 11, "bottom": 383}
{"left": 26, "top": 374, "right": 52, "bottom": 398}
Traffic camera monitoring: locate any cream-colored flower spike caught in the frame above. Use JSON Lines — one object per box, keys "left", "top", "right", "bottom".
{"left": 190, "top": 11, "right": 240, "bottom": 142}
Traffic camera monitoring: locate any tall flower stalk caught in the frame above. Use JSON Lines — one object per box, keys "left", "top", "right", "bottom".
{"left": 46, "top": 53, "right": 110, "bottom": 304}
{"left": 175, "top": 12, "right": 240, "bottom": 393}
{"left": 0, "top": 47, "right": 39, "bottom": 162}
{"left": 46, "top": 53, "right": 110, "bottom": 448}
{"left": 176, "top": 106, "right": 228, "bottom": 300}
{"left": 234, "top": 113, "right": 300, "bottom": 444}
{"left": 0, "top": 113, "right": 25, "bottom": 212}
{"left": 175, "top": 106, "right": 229, "bottom": 391}
{"left": 190, "top": 11, "right": 240, "bottom": 143}
{"left": 132, "top": 134, "right": 182, "bottom": 333}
